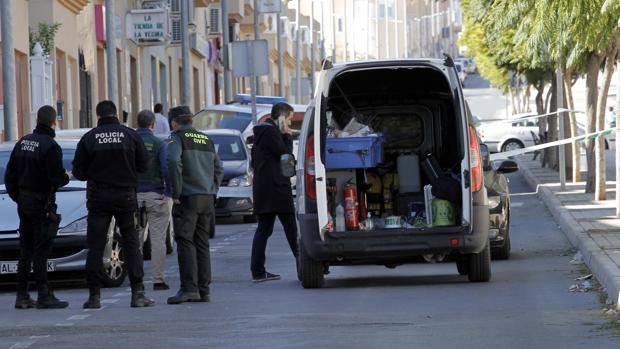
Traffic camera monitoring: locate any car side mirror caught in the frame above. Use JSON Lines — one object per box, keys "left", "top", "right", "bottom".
{"left": 496, "top": 160, "right": 519, "bottom": 174}
{"left": 280, "top": 154, "right": 296, "bottom": 178}
{"left": 479, "top": 143, "right": 491, "bottom": 171}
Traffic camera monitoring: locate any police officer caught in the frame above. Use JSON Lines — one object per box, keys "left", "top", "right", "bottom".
{"left": 5, "top": 105, "right": 70, "bottom": 309}
{"left": 72, "top": 100, "right": 154, "bottom": 309}
{"left": 166, "top": 106, "right": 223, "bottom": 304}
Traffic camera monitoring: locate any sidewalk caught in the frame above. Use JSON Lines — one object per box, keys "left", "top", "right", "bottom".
{"left": 515, "top": 155, "right": 620, "bottom": 306}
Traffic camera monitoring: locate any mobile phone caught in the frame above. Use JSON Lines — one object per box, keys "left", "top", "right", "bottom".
{"left": 278, "top": 115, "right": 287, "bottom": 132}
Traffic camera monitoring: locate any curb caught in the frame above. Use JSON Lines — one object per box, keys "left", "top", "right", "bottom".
{"left": 516, "top": 159, "right": 620, "bottom": 306}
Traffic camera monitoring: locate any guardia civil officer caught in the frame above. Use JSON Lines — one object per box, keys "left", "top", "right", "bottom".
{"left": 5, "top": 105, "right": 70, "bottom": 309}
{"left": 166, "top": 106, "right": 224, "bottom": 304}
{"left": 72, "top": 100, "right": 154, "bottom": 308}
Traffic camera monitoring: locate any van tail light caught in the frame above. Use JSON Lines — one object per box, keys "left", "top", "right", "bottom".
{"left": 468, "top": 126, "right": 483, "bottom": 193}
{"left": 305, "top": 134, "right": 317, "bottom": 200}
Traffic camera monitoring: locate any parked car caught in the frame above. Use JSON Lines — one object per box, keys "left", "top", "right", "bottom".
{"left": 290, "top": 57, "right": 491, "bottom": 288}
{"left": 201, "top": 129, "right": 254, "bottom": 224}
{"left": 480, "top": 144, "right": 519, "bottom": 260}
{"left": 454, "top": 61, "right": 466, "bottom": 84}
{"left": 478, "top": 113, "right": 539, "bottom": 153}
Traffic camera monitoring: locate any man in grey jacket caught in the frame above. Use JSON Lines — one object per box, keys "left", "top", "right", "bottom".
{"left": 166, "top": 106, "right": 224, "bottom": 304}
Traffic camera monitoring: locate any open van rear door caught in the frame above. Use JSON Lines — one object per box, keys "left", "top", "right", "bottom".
{"left": 313, "top": 71, "right": 330, "bottom": 240}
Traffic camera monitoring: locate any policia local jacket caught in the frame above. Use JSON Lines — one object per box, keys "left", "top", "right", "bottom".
{"left": 72, "top": 117, "right": 149, "bottom": 188}
{"left": 167, "top": 125, "right": 224, "bottom": 199}
{"left": 4, "top": 124, "right": 70, "bottom": 202}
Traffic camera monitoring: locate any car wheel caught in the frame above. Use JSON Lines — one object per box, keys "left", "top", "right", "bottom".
{"left": 467, "top": 241, "right": 491, "bottom": 282}
{"left": 492, "top": 215, "right": 511, "bottom": 260}
{"left": 501, "top": 139, "right": 524, "bottom": 152}
{"left": 243, "top": 215, "right": 258, "bottom": 224}
{"left": 456, "top": 254, "right": 469, "bottom": 275}
{"left": 299, "top": 239, "right": 324, "bottom": 289}
{"left": 102, "top": 232, "right": 127, "bottom": 288}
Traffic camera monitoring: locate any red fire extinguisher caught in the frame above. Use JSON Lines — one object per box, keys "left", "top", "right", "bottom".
{"left": 344, "top": 184, "right": 359, "bottom": 230}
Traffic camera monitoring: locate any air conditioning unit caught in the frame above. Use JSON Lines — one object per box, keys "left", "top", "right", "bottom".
{"left": 280, "top": 17, "right": 290, "bottom": 39}
{"left": 170, "top": 15, "right": 181, "bottom": 43}
{"left": 206, "top": 4, "right": 222, "bottom": 35}
{"left": 263, "top": 13, "right": 278, "bottom": 34}
{"left": 300, "top": 26, "right": 310, "bottom": 45}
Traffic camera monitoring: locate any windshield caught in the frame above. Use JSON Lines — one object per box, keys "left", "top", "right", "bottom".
{"left": 0, "top": 149, "right": 75, "bottom": 185}
{"left": 209, "top": 135, "right": 247, "bottom": 161}
{"left": 193, "top": 110, "right": 253, "bottom": 132}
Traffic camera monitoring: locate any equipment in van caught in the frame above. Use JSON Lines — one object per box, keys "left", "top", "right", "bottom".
{"left": 432, "top": 199, "right": 455, "bottom": 226}
{"left": 325, "top": 133, "right": 384, "bottom": 169}
{"left": 335, "top": 204, "right": 345, "bottom": 232}
{"left": 424, "top": 184, "right": 434, "bottom": 226}
{"left": 343, "top": 183, "right": 359, "bottom": 230}
{"left": 397, "top": 153, "right": 421, "bottom": 193}
{"left": 421, "top": 154, "right": 443, "bottom": 185}
{"left": 385, "top": 216, "right": 404, "bottom": 229}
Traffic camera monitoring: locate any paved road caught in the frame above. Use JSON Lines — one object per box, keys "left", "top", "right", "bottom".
{"left": 0, "top": 172, "right": 618, "bottom": 348}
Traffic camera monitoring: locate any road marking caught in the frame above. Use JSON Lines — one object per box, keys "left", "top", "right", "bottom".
{"left": 101, "top": 299, "right": 119, "bottom": 304}
{"left": 210, "top": 248, "right": 218, "bottom": 252}
{"left": 511, "top": 202, "right": 524, "bottom": 207}
{"left": 218, "top": 242, "right": 231, "bottom": 246}
{"left": 67, "top": 314, "right": 90, "bottom": 321}
{"left": 9, "top": 342, "right": 36, "bottom": 349}
{"left": 55, "top": 323, "right": 74, "bottom": 327}
{"left": 114, "top": 292, "right": 131, "bottom": 297}
{"left": 29, "top": 336, "right": 50, "bottom": 339}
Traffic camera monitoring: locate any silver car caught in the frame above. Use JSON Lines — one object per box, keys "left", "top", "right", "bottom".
{"left": 0, "top": 140, "right": 133, "bottom": 287}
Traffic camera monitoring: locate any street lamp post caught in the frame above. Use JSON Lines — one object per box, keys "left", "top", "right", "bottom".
{"left": 295, "top": 0, "right": 301, "bottom": 104}
{"left": 1, "top": 0, "right": 17, "bottom": 141}
{"left": 253, "top": 0, "right": 260, "bottom": 96}
{"left": 105, "top": 0, "right": 118, "bottom": 107}
{"left": 181, "top": 0, "right": 191, "bottom": 106}
{"left": 221, "top": 0, "right": 232, "bottom": 102}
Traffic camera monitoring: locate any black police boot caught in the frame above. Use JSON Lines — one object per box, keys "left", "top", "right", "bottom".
{"left": 36, "top": 286, "right": 69, "bottom": 309}
{"left": 83, "top": 288, "right": 101, "bottom": 309}
{"left": 15, "top": 292, "right": 36, "bottom": 309}
{"left": 131, "top": 284, "right": 154, "bottom": 308}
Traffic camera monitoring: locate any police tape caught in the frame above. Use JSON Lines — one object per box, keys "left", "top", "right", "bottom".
{"left": 489, "top": 127, "right": 617, "bottom": 161}
{"left": 481, "top": 108, "right": 585, "bottom": 125}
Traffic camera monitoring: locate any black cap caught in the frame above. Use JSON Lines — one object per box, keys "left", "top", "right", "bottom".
{"left": 168, "top": 106, "right": 192, "bottom": 120}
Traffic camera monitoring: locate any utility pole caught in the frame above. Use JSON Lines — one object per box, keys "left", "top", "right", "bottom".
{"left": 181, "top": 0, "right": 191, "bottom": 106}
{"left": 557, "top": 68, "right": 566, "bottom": 190}
{"left": 221, "top": 0, "right": 232, "bottom": 102}
{"left": 295, "top": 0, "right": 302, "bottom": 104}
{"left": 277, "top": 13, "right": 284, "bottom": 97}
{"left": 332, "top": 0, "right": 337, "bottom": 62}
{"left": 105, "top": 0, "right": 118, "bottom": 107}
{"left": 320, "top": 0, "right": 326, "bottom": 61}
{"left": 1, "top": 0, "right": 17, "bottom": 140}
{"left": 253, "top": 0, "right": 260, "bottom": 96}
{"left": 366, "top": 0, "right": 370, "bottom": 60}
{"left": 403, "top": 0, "right": 408, "bottom": 58}
{"left": 310, "top": 1, "right": 315, "bottom": 92}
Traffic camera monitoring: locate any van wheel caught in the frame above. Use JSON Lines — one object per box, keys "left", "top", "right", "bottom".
{"left": 299, "top": 240, "right": 324, "bottom": 289}
{"left": 456, "top": 254, "right": 469, "bottom": 275}
{"left": 468, "top": 241, "right": 491, "bottom": 282}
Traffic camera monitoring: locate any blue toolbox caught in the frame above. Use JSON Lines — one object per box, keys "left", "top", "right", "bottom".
{"left": 325, "top": 133, "right": 384, "bottom": 169}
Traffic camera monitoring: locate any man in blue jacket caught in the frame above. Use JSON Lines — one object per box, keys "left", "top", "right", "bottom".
{"left": 136, "top": 110, "right": 172, "bottom": 291}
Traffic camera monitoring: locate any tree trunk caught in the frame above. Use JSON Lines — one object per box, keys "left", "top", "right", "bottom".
{"left": 546, "top": 71, "right": 558, "bottom": 170}
{"left": 616, "top": 56, "right": 620, "bottom": 216}
{"left": 595, "top": 48, "right": 617, "bottom": 200}
{"left": 524, "top": 85, "right": 531, "bottom": 112}
{"left": 535, "top": 82, "right": 547, "bottom": 167}
{"left": 564, "top": 70, "right": 581, "bottom": 182}
{"left": 585, "top": 53, "right": 602, "bottom": 193}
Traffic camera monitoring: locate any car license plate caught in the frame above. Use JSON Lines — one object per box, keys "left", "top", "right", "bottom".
{"left": 218, "top": 186, "right": 252, "bottom": 198}
{"left": 0, "top": 261, "right": 55, "bottom": 274}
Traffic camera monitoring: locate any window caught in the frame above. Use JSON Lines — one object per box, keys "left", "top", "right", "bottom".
{"left": 337, "top": 17, "right": 344, "bottom": 32}
{"left": 192, "top": 110, "right": 253, "bottom": 132}
{"left": 209, "top": 135, "right": 247, "bottom": 161}
{"left": 168, "top": 0, "right": 180, "bottom": 13}
{"left": 170, "top": 15, "right": 181, "bottom": 43}
{"left": 378, "top": 0, "right": 395, "bottom": 20}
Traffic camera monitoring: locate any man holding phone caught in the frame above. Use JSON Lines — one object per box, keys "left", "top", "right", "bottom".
{"left": 250, "top": 103, "right": 299, "bottom": 282}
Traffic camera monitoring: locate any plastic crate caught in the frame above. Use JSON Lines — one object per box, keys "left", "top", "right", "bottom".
{"left": 325, "top": 133, "right": 384, "bottom": 169}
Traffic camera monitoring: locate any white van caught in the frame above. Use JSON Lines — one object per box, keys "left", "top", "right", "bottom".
{"left": 288, "top": 58, "right": 490, "bottom": 288}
